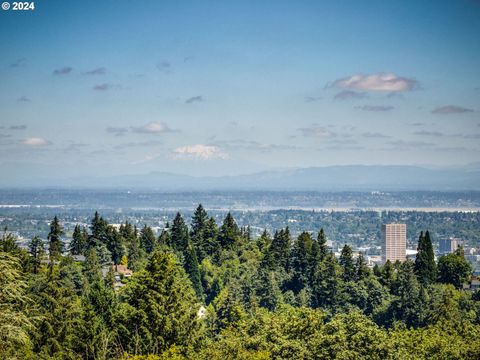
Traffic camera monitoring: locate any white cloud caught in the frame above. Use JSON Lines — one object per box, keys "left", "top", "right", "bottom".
{"left": 22, "top": 137, "right": 51, "bottom": 146}
{"left": 431, "top": 105, "right": 474, "bottom": 114}
{"left": 297, "top": 125, "right": 337, "bottom": 138}
{"left": 173, "top": 144, "right": 228, "bottom": 160}
{"left": 331, "top": 73, "right": 418, "bottom": 92}
{"left": 355, "top": 105, "right": 394, "bottom": 112}
{"left": 131, "top": 122, "right": 172, "bottom": 134}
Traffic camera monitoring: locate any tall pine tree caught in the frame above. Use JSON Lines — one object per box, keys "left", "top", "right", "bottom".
{"left": 184, "top": 242, "right": 204, "bottom": 301}
{"left": 115, "top": 250, "right": 201, "bottom": 354}
{"left": 70, "top": 225, "right": 87, "bottom": 256}
{"left": 218, "top": 212, "right": 240, "bottom": 250}
{"left": 317, "top": 228, "right": 328, "bottom": 260}
{"left": 290, "top": 231, "right": 313, "bottom": 293}
{"left": 170, "top": 213, "right": 189, "bottom": 252}
{"left": 48, "top": 216, "right": 64, "bottom": 261}
{"left": 415, "top": 230, "right": 437, "bottom": 286}
{"left": 140, "top": 225, "right": 156, "bottom": 254}
{"left": 339, "top": 244, "right": 355, "bottom": 282}
{"left": 29, "top": 236, "right": 45, "bottom": 274}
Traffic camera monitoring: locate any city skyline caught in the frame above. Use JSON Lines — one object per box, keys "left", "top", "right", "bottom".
{"left": 1, "top": 0, "right": 479, "bottom": 181}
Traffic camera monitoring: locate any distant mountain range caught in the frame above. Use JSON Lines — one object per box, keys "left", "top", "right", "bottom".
{"left": 4, "top": 164, "right": 480, "bottom": 190}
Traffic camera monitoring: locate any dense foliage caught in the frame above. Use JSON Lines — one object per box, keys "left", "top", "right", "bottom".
{"left": 1, "top": 205, "right": 479, "bottom": 359}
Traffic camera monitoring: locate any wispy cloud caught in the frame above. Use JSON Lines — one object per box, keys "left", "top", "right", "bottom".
{"left": 22, "top": 137, "right": 51, "bottom": 146}
{"left": 331, "top": 73, "right": 419, "bottom": 92}
{"left": 173, "top": 144, "right": 228, "bottom": 160}
{"left": 114, "top": 140, "right": 163, "bottom": 149}
{"left": 185, "top": 95, "right": 203, "bottom": 104}
{"left": 53, "top": 67, "right": 73, "bottom": 75}
{"left": 9, "top": 125, "right": 27, "bottom": 130}
{"left": 16, "top": 96, "right": 31, "bottom": 103}
{"left": 61, "top": 143, "right": 88, "bottom": 153}
{"left": 355, "top": 105, "right": 394, "bottom": 112}
{"left": 334, "top": 90, "right": 367, "bottom": 101}
{"left": 93, "top": 83, "right": 119, "bottom": 91}
{"left": 385, "top": 140, "right": 434, "bottom": 149}
{"left": 327, "top": 139, "right": 359, "bottom": 145}
{"left": 386, "top": 92, "right": 404, "bottom": 99}
{"left": 156, "top": 60, "right": 172, "bottom": 73}
{"left": 297, "top": 125, "right": 337, "bottom": 138}
{"left": 106, "top": 127, "right": 128, "bottom": 136}
{"left": 9, "top": 58, "right": 27, "bottom": 68}
{"left": 107, "top": 122, "right": 174, "bottom": 136}
{"left": 412, "top": 130, "right": 444, "bottom": 137}
{"left": 320, "top": 145, "right": 366, "bottom": 151}
{"left": 431, "top": 105, "right": 474, "bottom": 114}
{"left": 434, "top": 146, "right": 469, "bottom": 152}
{"left": 131, "top": 122, "right": 173, "bottom": 134}
{"left": 83, "top": 67, "right": 107, "bottom": 75}
{"left": 214, "top": 139, "right": 301, "bottom": 152}
{"left": 362, "top": 132, "right": 391, "bottom": 138}
{"left": 305, "top": 96, "right": 322, "bottom": 103}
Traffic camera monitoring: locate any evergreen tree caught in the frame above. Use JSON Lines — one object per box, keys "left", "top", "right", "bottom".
{"left": 0, "top": 228, "right": 20, "bottom": 254}
{"left": 355, "top": 253, "right": 370, "bottom": 281}
{"left": 211, "top": 287, "right": 246, "bottom": 332}
{"left": 191, "top": 204, "right": 208, "bottom": 238}
{"left": 106, "top": 228, "right": 125, "bottom": 265}
{"left": 0, "top": 251, "right": 35, "bottom": 356}
{"left": 415, "top": 230, "right": 437, "bottom": 286}
{"left": 95, "top": 243, "right": 113, "bottom": 266}
{"left": 30, "top": 259, "right": 82, "bottom": 358}
{"left": 73, "top": 299, "right": 111, "bottom": 360}
{"left": 245, "top": 225, "right": 252, "bottom": 242}
{"left": 140, "top": 224, "right": 156, "bottom": 254}
{"left": 317, "top": 228, "right": 328, "bottom": 260}
{"left": 170, "top": 213, "right": 189, "bottom": 252}
{"left": 339, "top": 244, "right": 355, "bottom": 282}
{"left": 262, "top": 228, "right": 291, "bottom": 271}
{"left": 184, "top": 242, "right": 204, "bottom": 301}
{"left": 90, "top": 212, "right": 109, "bottom": 241}
{"left": 158, "top": 229, "right": 171, "bottom": 248}
{"left": 200, "top": 258, "right": 222, "bottom": 305}
{"left": 257, "top": 229, "right": 271, "bottom": 253}
{"left": 119, "top": 221, "right": 136, "bottom": 241}
{"left": 127, "top": 233, "right": 144, "bottom": 271}
{"left": 311, "top": 253, "right": 341, "bottom": 310}
{"left": 202, "top": 217, "right": 219, "bottom": 258}
{"left": 379, "top": 260, "right": 396, "bottom": 290}
{"left": 290, "top": 231, "right": 313, "bottom": 293}
{"left": 115, "top": 250, "right": 201, "bottom": 354}
{"left": 28, "top": 236, "right": 45, "bottom": 274}
{"left": 70, "top": 225, "right": 87, "bottom": 256}
{"left": 85, "top": 269, "right": 117, "bottom": 327}
{"left": 257, "top": 269, "right": 283, "bottom": 311}
{"left": 48, "top": 216, "right": 64, "bottom": 261}
{"left": 390, "top": 260, "right": 424, "bottom": 327}
{"left": 218, "top": 212, "right": 240, "bottom": 250}
{"left": 84, "top": 248, "right": 103, "bottom": 284}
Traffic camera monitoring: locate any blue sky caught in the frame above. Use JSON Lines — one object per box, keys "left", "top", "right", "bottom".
{"left": 1, "top": 0, "right": 479, "bottom": 178}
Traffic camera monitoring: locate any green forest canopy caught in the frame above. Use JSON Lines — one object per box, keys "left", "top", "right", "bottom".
{"left": 0, "top": 205, "right": 479, "bottom": 359}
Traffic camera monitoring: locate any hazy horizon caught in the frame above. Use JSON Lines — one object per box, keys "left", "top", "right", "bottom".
{"left": 1, "top": 0, "right": 479, "bottom": 181}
